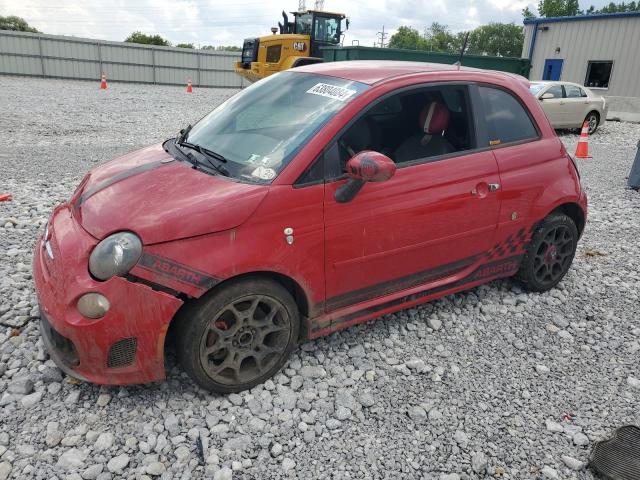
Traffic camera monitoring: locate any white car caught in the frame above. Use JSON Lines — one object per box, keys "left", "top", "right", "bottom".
{"left": 530, "top": 81, "right": 608, "bottom": 134}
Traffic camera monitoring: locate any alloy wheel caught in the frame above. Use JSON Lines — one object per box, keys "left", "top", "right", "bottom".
{"left": 199, "top": 295, "right": 291, "bottom": 385}
{"left": 532, "top": 225, "right": 574, "bottom": 286}
{"left": 587, "top": 114, "right": 598, "bottom": 134}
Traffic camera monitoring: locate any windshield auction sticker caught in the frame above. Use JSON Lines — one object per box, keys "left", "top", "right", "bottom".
{"left": 306, "top": 83, "right": 357, "bottom": 101}
{"left": 251, "top": 166, "right": 276, "bottom": 180}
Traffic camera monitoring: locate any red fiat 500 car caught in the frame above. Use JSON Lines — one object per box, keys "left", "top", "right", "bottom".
{"left": 34, "top": 61, "right": 587, "bottom": 393}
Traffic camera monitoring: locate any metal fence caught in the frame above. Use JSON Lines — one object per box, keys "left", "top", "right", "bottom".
{"left": 0, "top": 30, "right": 245, "bottom": 88}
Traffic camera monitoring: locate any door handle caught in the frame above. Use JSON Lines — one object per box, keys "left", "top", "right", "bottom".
{"left": 471, "top": 182, "right": 499, "bottom": 197}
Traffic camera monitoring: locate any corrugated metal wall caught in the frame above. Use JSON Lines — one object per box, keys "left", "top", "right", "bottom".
{"left": 0, "top": 30, "right": 245, "bottom": 88}
{"left": 522, "top": 16, "right": 640, "bottom": 98}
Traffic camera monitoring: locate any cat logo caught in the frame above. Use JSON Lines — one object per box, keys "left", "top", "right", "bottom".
{"left": 293, "top": 42, "right": 306, "bottom": 51}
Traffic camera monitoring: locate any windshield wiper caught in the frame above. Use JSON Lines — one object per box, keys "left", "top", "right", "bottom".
{"left": 177, "top": 124, "right": 192, "bottom": 145}
{"left": 176, "top": 141, "right": 230, "bottom": 177}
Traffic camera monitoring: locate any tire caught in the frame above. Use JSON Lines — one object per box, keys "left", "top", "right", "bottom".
{"left": 584, "top": 111, "right": 600, "bottom": 134}
{"left": 175, "top": 278, "right": 300, "bottom": 393}
{"left": 516, "top": 213, "right": 578, "bottom": 292}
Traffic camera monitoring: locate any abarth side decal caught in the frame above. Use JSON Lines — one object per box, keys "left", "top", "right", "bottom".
{"left": 314, "top": 224, "right": 537, "bottom": 333}
{"left": 137, "top": 253, "right": 219, "bottom": 289}
{"left": 313, "top": 254, "right": 524, "bottom": 332}
{"left": 325, "top": 255, "right": 480, "bottom": 312}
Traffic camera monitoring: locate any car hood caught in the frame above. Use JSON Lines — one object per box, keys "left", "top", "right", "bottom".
{"left": 74, "top": 143, "right": 268, "bottom": 244}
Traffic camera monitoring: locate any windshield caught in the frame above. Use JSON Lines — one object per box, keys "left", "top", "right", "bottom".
{"left": 529, "top": 83, "right": 545, "bottom": 95}
{"left": 186, "top": 72, "right": 369, "bottom": 183}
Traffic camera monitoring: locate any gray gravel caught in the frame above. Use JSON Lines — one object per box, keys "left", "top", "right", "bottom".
{"left": 1, "top": 75, "right": 639, "bottom": 479}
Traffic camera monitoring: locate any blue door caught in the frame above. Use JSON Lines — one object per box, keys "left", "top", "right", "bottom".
{"left": 542, "top": 59, "right": 563, "bottom": 80}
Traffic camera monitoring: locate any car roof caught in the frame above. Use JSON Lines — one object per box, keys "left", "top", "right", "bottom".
{"left": 292, "top": 60, "right": 528, "bottom": 86}
{"left": 531, "top": 80, "right": 585, "bottom": 88}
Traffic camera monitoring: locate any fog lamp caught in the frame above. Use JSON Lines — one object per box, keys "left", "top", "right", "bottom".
{"left": 77, "top": 293, "right": 110, "bottom": 319}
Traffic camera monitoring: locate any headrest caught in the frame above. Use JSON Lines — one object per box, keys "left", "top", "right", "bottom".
{"left": 419, "top": 102, "right": 449, "bottom": 134}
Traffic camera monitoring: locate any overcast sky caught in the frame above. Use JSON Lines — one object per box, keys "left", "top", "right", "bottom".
{"left": 1, "top": 0, "right": 613, "bottom": 48}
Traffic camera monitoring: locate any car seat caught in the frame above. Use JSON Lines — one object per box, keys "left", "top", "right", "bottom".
{"left": 394, "top": 101, "right": 455, "bottom": 163}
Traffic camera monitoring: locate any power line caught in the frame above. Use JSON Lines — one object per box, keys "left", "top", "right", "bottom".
{"left": 376, "top": 25, "right": 387, "bottom": 48}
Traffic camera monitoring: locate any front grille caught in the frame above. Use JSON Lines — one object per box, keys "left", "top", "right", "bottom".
{"left": 589, "top": 425, "right": 640, "bottom": 480}
{"left": 107, "top": 337, "right": 137, "bottom": 368}
{"left": 41, "top": 315, "right": 79, "bottom": 367}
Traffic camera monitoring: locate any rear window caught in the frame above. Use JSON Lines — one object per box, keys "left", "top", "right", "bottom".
{"left": 478, "top": 86, "right": 538, "bottom": 146}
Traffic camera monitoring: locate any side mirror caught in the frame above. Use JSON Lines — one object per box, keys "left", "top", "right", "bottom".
{"left": 540, "top": 92, "right": 555, "bottom": 100}
{"left": 335, "top": 151, "right": 396, "bottom": 203}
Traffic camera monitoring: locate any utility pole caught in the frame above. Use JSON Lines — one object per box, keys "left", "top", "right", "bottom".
{"left": 376, "top": 25, "right": 388, "bottom": 48}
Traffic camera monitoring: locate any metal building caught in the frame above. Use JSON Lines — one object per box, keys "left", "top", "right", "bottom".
{"left": 0, "top": 30, "right": 243, "bottom": 89}
{"left": 523, "top": 11, "right": 640, "bottom": 122}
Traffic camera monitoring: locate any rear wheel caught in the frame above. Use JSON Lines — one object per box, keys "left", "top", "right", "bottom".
{"left": 584, "top": 111, "right": 599, "bottom": 134}
{"left": 175, "top": 279, "right": 299, "bottom": 393}
{"left": 516, "top": 213, "right": 578, "bottom": 292}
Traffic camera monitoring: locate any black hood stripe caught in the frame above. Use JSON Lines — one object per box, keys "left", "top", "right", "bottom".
{"left": 75, "top": 160, "right": 168, "bottom": 207}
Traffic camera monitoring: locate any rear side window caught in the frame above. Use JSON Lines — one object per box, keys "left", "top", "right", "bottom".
{"left": 565, "top": 85, "right": 587, "bottom": 98}
{"left": 478, "top": 86, "right": 538, "bottom": 146}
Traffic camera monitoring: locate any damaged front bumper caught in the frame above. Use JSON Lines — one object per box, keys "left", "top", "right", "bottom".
{"left": 33, "top": 204, "right": 184, "bottom": 385}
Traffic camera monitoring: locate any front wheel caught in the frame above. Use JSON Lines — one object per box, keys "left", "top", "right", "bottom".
{"left": 516, "top": 213, "right": 578, "bottom": 292}
{"left": 584, "top": 111, "right": 599, "bottom": 134}
{"left": 175, "top": 279, "right": 299, "bottom": 393}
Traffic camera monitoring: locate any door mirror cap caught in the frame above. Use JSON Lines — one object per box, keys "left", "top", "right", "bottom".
{"left": 540, "top": 92, "right": 555, "bottom": 100}
{"left": 346, "top": 151, "right": 396, "bottom": 183}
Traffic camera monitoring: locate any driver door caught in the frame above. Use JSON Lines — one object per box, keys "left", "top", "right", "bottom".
{"left": 322, "top": 84, "right": 501, "bottom": 313}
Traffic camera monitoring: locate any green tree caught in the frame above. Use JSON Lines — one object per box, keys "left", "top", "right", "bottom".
{"left": 0, "top": 15, "right": 40, "bottom": 32}
{"left": 524, "top": 0, "right": 580, "bottom": 17}
{"left": 427, "top": 22, "right": 455, "bottom": 51}
{"left": 176, "top": 43, "right": 194, "bottom": 48}
{"left": 388, "top": 26, "right": 427, "bottom": 50}
{"left": 389, "top": 22, "right": 522, "bottom": 57}
{"left": 586, "top": 1, "right": 639, "bottom": 13}
{"left": 124, "top": 31, "right": 170, "bottom": 46}
{"left": 466, "top": 23, "right": 524, "bottom": 57}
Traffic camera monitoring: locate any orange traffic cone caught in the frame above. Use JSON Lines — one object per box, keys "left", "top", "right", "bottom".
{"left": 186, "top": 79, "right": 193, "bottom": 93}
{"left": 0, "top": 193, "right": 12, "bottom": 202}
{"left": 100, "top": 73, "right": 107, "bottom": 90}
{"left": 574, "top": 121, "right": 592, "bottom": 159}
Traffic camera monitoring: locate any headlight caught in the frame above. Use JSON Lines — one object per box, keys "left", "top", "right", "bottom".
{"left": 89, "top": 232, "right": 142, "bottom": 280}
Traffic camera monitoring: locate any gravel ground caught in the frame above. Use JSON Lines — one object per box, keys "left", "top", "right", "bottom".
{"left": 0, "top": 76, "right": 639, "bottom": 480}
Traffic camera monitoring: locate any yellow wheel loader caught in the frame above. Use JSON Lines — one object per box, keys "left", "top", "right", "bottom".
{"left": 235, "top": 9, "right": 348, "bottom": 83}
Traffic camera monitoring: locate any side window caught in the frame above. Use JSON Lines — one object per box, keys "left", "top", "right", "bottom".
{"left": 329, "top": 84, "right": 476, "bottom": 175}
{"left": 565, "top": 85, "right": 583, "bottom": 98}
{"left": 546, "top": 85, "right": 564, "bottom": 99}
{"left": 478, "top": 86, "right": 538, "bottom": 146}
{"left": 314, "top": 17, "right": 339, "bottom": 43}
{"left": 585, "top": 61, "right": 612, "bottom": 89}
